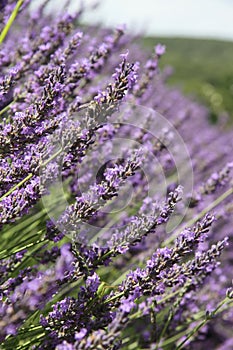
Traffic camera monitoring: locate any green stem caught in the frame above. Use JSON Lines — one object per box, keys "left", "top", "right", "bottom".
{"left": 0, "top": 233, "right": 44, "bottom": 260}
{"left": 0, "top": 0, "right": 25, "bottom": 45}
{"left": 0, "top": 173, "right": 33, "bottom": 201}
{"left": 157, "top": 289, "right": 180, "bottom": 305}
{"left": 175, "top": 298, "right": 232, "bottom": 350}
{"left": 104, "top": 291, "right": 125, "bottom": 304}
{"left": 156, "top": 309, "right": 173, "bottom": 349}
{"left": 163, "top": 187, "right": 233, "bottom": 247}
{"left": 0, "top": 100, "right": 15, "bottom": 116}
{"left": 0, "top": 148, "right": 62, "bottom": 202}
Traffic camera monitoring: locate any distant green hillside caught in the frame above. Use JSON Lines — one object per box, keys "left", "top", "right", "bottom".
{"left": 142, "top": 37, "right": 233, "bottom": 122}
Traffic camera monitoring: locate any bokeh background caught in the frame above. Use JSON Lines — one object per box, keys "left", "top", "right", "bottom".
{"left": 73, "top": 0, "right": 233, "bottom": 123}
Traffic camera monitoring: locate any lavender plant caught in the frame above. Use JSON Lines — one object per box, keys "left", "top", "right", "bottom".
{"left": 0, "top": 1, "right": 233, "bottom": 349}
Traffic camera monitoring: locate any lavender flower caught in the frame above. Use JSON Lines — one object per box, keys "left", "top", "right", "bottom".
{"left": 0, "top": 1, "right": 233, "bottom": 350}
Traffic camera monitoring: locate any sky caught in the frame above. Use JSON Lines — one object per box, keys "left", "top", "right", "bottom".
{"left": 79, "top": 0, "right": 233, "bottom": 41}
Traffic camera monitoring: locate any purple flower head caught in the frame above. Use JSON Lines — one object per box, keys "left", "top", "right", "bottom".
{"left": 119, "top": 298, "right": 136, "bottom": 313}
{"left": 86, "top": 272, "right": 100, "bottom": 293}
{"left": 155, "top": 43, "right": 166, "bottom": 57}
{"left": 56, "top": 341, "right": 75, "bottom": 350}
{"left": 75, "top": 328, "right": 87, "bottom": 340}
{"left": 120, "top": 50, "right": 129, "bottom": 60}
{"left": 55, "top": 243, "right": 75, "bottom": 280}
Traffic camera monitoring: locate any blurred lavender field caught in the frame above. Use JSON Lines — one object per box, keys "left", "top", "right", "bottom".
{"left": 143, "top": 37, "right": 233, "bottom": 123}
